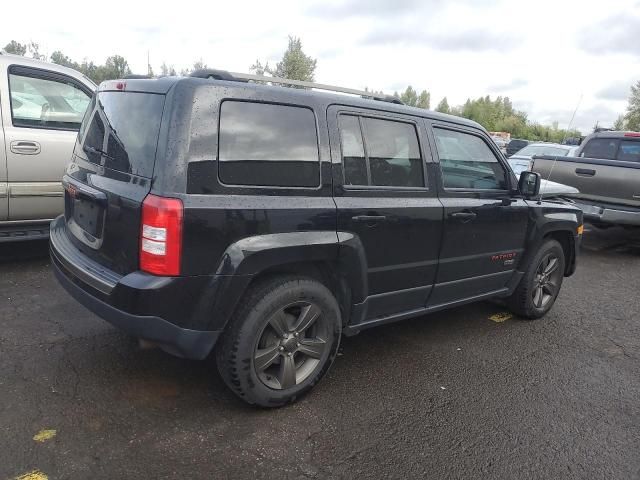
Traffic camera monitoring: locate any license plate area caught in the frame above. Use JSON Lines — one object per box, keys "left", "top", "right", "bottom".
{"left": 71, "top": 196, "right": 104, "bottom": 237}
{"left": 64, "top": 189, "right": 106, "bottom": 249}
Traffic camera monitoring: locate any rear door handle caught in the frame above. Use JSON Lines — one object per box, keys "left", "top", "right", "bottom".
{"left": 352, "top": 215, "right": 387, "bottom": 223}
{"left": 10, "top": 140, "right": 41, "bottom": 155}
{"left": 449, "top": 211, "right": 477, "bottom": 222}
{"left": 575, "top": 168, "right": 596, "bottom": 177}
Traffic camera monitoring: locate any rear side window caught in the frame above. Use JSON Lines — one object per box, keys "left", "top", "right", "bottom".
{"left": 218, "top": 101, "right": 320, "bottom": 188}
{"left": 9, "top": 71, "right": 91, "bottom": 130}
{"left": 338, "top": 114, "right": 424, "bottom": 188}
{"left": 618, "top": 141, "right": 640, "bottom": 162}
{"left": 78, "top": 92, "right": 165, "bottom": 177}
{"left": 434, "top": 128, "right": 507, "bottom": 190}
{"left": 581, "top": 138, "right": 618, "bottom": 160}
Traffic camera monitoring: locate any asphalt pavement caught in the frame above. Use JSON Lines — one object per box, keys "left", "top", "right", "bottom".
{"left": 1, "top": 226, "right": 639, "bottom": 479}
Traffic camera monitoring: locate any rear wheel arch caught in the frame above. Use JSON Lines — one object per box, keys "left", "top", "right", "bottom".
{"left": 233, "top": 261, "right": 353, "bottom": 329}
{"left": 213, "top": 231, "right": 369, "bottom": 333}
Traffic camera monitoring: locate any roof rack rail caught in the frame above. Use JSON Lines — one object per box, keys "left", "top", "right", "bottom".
{"left": 190, "top": 68, "right": 403, "bottom": 105}
{"left": 190, "top": 69, "right": 249, "bottom": 82}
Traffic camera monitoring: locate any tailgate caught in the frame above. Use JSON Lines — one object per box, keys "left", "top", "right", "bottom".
{"left": 61, "top": 90, "right": 165, "bottom": 276}
{"left": 532, "top": 156, "right": 640, "bottom": 208}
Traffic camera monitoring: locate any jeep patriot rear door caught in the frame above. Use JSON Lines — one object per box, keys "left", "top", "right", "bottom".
{"left": 328, "top": 106, "right": 443, "bottom": 322}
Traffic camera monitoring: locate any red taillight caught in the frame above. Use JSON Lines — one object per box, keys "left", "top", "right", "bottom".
{"left": 624, "top": 132, "right": 640, "bottom": 137}
{"left": 140, "top": 194, "right": 183, "bottom": 276}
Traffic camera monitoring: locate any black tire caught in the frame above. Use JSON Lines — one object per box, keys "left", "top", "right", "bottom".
{"left": 507, "top": 239, "right": 565, "bottom": 319}
{"left": 216, "top": 276, "right": 341, "bottom": 407}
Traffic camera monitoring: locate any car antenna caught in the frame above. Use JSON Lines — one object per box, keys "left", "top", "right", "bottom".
{"left": 537, "top": 93, "right": 583, "bottom": 204}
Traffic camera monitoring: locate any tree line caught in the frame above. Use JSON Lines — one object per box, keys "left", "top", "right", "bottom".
{"left": 5, "top": 37, "right": 637, "bottom": 138}
{"left": 613, "top": 82, "right": 640, "bottom": 132}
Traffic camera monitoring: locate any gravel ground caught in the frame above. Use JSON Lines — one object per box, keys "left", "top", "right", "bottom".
{"left": 1, "top": 225, "right": 639, "bottom": 479}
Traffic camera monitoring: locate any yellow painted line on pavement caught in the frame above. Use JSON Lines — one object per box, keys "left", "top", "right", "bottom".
{"left": 33, "top": 429, "right": 56, "bottom": 443}
{"left": 14, "top": 470, "right": 48, "bottom": 480}
{"left": 489, "top": 312, "right": 512, "bottom": 323}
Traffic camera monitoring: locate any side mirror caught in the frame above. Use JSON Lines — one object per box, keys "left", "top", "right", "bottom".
{"left": 518, "top": 171, "right": 541, "bottom": 198}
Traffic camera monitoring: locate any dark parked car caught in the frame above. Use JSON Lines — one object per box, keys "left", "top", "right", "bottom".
{"left": 50, "top": 70, "right": 583, "bottom": 407}
{"left": 506, "top": 138, "right": 529, "bottom": 157}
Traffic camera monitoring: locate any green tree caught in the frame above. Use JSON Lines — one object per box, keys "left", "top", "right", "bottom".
{"left": 51, "top": 50, "right": 78, "bottom": 69}
{"left": 613, "top": 114, "right": 626, "bottom": 130}
{"left": 399, "top": 86, "right": 430, "bottom": 109}
{"left": 250, "top": 59, "right": 270, "bottom": 76}
{"left": 28, "top": 42, "right": 45, "bottom": 61}
{"left": 417, "top": 90, "right": 430, "bottom": 109}
{"left": 251, "top": 36, "right": 316, "bottom": 85}
{"left": 3, "top": 40, "right": 27, "bottom": 55}
{"left": 436, "top": 97, "right": 450, "bottom": 114}
{"left": 159, "top": 62, "right": 177, "bottom": 77}
{"left": 625, "top": 81, "right": 640, "bottom": 131}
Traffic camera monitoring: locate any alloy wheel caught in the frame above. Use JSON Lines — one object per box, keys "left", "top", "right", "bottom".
{"left": 253, "top": 301, "right": 330, "bottom": 390}
{"left": 532, "top": 253, "right": 561, "bottom": 309}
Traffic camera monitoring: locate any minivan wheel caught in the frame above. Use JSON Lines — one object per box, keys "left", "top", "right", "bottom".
{"left": 507, "top": 239, "right": 565, "bottom": 319}
{"left": 216, "top": 276, "right": 341, "bottom": 407}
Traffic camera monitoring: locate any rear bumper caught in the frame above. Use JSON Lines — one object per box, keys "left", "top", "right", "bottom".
{"left": 50, "top": 216, "right": 225, "bottom": 360}
{"left": 572, "top": 200, "right": 640, "bottom": 226}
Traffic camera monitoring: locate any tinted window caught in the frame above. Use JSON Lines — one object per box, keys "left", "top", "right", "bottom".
{"left": 434, "top": 128, "right": 507, "bottom": 190}
{"left": 338, "top": 115, "right": 424, "bottom": 188}
{"left": 618, "top": 141, "right": 640, "bottom": 162}
{"left": 219, "top": 101, "right": 319, "bottom": 187}
{"left": 362, "top": 117, "right": 423, "bottom": 187}
{"left": 581, "top": 138, "right": 618, "bottom": 160}
{"left": 83, "top": 113, "right": 105, "bottom": 164}
{"left": 78, "top": 92, "right": 165, "bottom": 177}
{"left": 339, "top": 115, "right": 368, "bottom": 185}
{"left": 9, "top": 72, "right": 91, "bottom": 130}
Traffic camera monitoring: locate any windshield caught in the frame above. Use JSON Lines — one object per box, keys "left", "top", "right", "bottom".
{"left": 78, "top": 92, "right": 165, "bottom": 177}
{"left": 515, "top": 145, "right": 570, "bottom": 158}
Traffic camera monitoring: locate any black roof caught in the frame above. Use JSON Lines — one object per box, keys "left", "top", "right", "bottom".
{"left": 98, "top": 75, "right": 483, "bottom": 131}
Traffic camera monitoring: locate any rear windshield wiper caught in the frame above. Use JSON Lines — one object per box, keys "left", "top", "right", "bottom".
{"left": 83, "top": 145, "right": 114, "bottom": 160}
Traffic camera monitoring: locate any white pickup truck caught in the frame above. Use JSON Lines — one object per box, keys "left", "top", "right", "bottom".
{"left": 0, "top": 52, "right": 95, "bottom": 241}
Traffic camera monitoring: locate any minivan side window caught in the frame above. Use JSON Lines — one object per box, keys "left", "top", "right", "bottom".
{"left": 9, "top": 72, "right": 91, "bottom": 130}
{"left": 218, "top": 101, "right": 320, "bottom": 188}
{"left": 338, "top": 114, "right": 424, "bottom": 188}
{"left": 433, "top": 128, "right": 507, "bottom": 190}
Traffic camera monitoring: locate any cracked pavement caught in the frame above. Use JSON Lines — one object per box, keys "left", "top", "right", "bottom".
{"left": 1, "top": 225, "right": 639, "bottom": 479}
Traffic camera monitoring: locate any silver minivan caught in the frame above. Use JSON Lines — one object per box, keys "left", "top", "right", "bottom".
{"left": 0, "top": 52, "right": 95, "bottom": 241}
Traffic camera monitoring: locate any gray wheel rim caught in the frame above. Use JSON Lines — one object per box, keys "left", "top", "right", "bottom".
{"left": 532, "top": 253, "right": 561, "bottom": 309}
{"left": 253, "top": 301, "right": 329, "bottom": 390}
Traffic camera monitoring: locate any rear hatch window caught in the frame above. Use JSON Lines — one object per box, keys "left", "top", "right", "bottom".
{"left": 64, "top": 90, "right": 165, "bottom": 275}
{"left": 79, "top": 91, "right": 165, "bottom": 177}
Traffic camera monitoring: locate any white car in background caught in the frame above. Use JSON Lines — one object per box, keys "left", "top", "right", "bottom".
{"left": 0, "top": 52, "right": 95, "bottom": 241}
{"left": 507, "top": 143, "right": 579, "bottom": 198}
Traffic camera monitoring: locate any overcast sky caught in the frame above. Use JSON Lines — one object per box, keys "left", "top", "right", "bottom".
{"left": 4, "top": 0, "right": 639, "bottom": 134}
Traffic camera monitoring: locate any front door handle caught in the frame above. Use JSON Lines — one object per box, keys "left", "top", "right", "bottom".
{"left": 10, "top": 140, "right": 41, "bottom": 155}
{"left": 352, "top": 215, "right": 387, "bottom": 224}
{"left": 575, "top": 168, "right": 596, "bottom": 177}
{"left": 449, "top": 211, "right": 477, "bottom": 222}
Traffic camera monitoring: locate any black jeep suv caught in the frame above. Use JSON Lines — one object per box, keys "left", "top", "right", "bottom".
{"left": 50, "top": 71, "right": 582, "bottom": 407}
